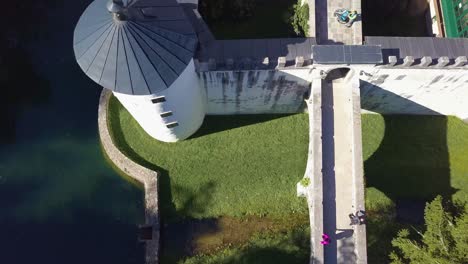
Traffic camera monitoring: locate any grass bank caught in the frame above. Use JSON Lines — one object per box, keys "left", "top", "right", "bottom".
{"left": 108, "top": 96, "right": 309, "bottom": 221}
{"left": 108, "top": 95, "right": 310, "bottom": 262}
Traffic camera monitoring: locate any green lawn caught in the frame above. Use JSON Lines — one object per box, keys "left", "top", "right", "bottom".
{"left": 205, "top": 0, "right": 298, "bottom": 39}
{"left": 362, "top": 114, "right": 468, "bottom": 263}
{"left": 362, "top": 114, "right": 468, "bottom": 202}
{"left": 108, "top": 95, "right": 468, "bottom": 263}
{"left": 108, "top": 95, "right": 309, "bottom": 222}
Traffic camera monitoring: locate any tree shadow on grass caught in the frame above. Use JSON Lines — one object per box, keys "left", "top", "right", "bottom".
{"left": 189, "top": 114, "right": 295, "bottom": 139}
{"left": 360, "top": 80, "right": 457, "bottom": 262}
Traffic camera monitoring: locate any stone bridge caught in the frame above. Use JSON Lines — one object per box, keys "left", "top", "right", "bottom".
{"left": 301, "top": 68, "right": 367, "bottom": 264}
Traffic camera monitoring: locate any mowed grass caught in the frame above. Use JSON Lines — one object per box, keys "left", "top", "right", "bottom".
{"left": 108, "top": 95, "right": 468, "bottom": 263}
{"left": 361, "top": 114, "right": 468, "bottom": 263}
{"left": 362, "top": 114, "right": 468, "bottom": 202}
{"left": 108, "top": 95, "right": 309, "bottom": 221}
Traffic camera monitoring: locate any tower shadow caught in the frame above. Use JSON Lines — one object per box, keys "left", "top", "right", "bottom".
{"left": 189, "top": 114, "right": 295, "bottom": 139}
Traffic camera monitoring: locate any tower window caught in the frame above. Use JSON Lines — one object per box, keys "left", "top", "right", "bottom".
{"left": 160, "top": 111, "right": 173, "bottom": 118}
{"left": 151, "top": 96, "right": 166, "bottom": 103}
{"left": 166, "top": 122, "right": 179, "bottom": 128}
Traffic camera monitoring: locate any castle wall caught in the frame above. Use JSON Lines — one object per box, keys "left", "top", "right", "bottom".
{"left": 357, "top": 67, "right": 468, "bottom": 120}
{"left": 114, "top": 60, "right": 206, "bottom": 142}
{"left": 198, "top": 65, "right": 468, "bottom": 120}
{"left": 199, "top": 68, "right": 314, "bottom": 114}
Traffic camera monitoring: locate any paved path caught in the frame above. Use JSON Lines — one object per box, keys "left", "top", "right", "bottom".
{"left": 321, "top": 76, "right": 357, "bottom": 263}
{"left": 322, "top": 75, "right": 356, "bottom": 264}
{"left": 303, "top": 69, "right": 367, "bottom": 264}
{"left": 315, "top": 0, "right": 362, "bottom": 44}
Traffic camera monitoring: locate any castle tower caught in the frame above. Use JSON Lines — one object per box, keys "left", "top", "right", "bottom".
{"left": 73, "top": 0, "right": 206, "bottom": 142}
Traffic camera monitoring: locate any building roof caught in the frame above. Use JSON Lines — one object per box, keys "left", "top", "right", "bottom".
{"left": 73, "top": 0, "right": 197, "bottom": 95}
{"left": 365, "top": 37, "right": 468, "bottom": 61}
{"left": 196, "top": 38, "right": 317, "bottom": 68}
{"left": 312, "top": 45, "right": 383, "bottom": 64}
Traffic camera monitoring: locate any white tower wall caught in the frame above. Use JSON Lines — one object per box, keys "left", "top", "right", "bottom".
{"left": 114, "top": 60, "right": 206, "bottom": 142}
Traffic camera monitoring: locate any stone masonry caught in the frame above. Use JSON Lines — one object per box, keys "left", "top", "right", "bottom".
{"left": 316, "top": 0, "right": 362, "bottom": 44}
{"left": 98, "top": 90, "right": 160, "bottom": 264}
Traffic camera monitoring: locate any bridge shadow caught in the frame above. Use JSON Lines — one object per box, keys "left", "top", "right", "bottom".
{"left": 321, "top": 71, "right": 337, "bottom": 263}
{"left": 360, "top": 79, "right": 455, "bottom": 262}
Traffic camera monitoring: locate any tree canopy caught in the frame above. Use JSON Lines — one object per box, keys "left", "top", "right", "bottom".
{"left": 390, "top": 196, "right": 468, "bottom": 264}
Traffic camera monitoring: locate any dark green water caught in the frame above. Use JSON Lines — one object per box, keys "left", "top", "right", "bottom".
{"left": 0, "top": 1, "right": 144, "bottom": 263}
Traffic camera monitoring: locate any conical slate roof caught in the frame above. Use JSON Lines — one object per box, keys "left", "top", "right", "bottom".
{"left": 73, "top": 0, "right": 198, "bottom": 95}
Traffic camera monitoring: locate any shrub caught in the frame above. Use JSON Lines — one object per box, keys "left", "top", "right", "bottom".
{"left": 199, "top": 0, "right": 256, "bottom": 22}
{"left": 290, "top": 0, "right": 309, "bottom": 36}
{"left": 390, "top": 196, "right": 468, "bottom": 264}
{"left": 300, "top": 177, "right": 310, "bottom": 187}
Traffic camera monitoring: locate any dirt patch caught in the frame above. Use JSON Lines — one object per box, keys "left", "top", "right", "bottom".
{"left": 161, "top": 214, "right": 308, "bottom": 260}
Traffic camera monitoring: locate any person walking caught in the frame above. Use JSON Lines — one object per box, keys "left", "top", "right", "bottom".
{"left": 356, "top": 210, "right": 366, "bottom": 225}
{"left": 321, "top": 233, "right": 331, "bottom": 245}
{"left": 346, "top": 10, "right": 358, "bottom": 27}
{"left": 349, "top": 213, "right": 359, "bottom": 225}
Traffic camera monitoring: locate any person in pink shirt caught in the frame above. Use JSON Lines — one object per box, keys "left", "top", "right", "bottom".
{"left": 321, "top": 233, "right": 331, "bottom": 245}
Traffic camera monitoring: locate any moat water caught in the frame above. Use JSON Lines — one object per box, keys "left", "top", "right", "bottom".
{"left": 0, "top": 1, "right": 144, "bottom": 263}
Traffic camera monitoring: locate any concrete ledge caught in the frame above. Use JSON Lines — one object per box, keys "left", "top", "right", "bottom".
{"left": 350, "top": 75, "right": 368, "bottom": 264}
{"left": 305, "top": 79, "right": 324, "bottom": 264}
{"left": 98, "top": 89, "right": 160, "bottom": 264}
{"left": 305, "top": 0, "right": 316, "bottom": 38}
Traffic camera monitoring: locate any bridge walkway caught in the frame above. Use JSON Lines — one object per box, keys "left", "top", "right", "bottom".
{"left": 322, "top": 73, "right": 357, "bottom": 264}
{"left": 304, "top": 68, "right": 367, "bottom": 264}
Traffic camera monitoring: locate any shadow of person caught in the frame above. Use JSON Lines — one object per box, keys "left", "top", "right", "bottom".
{"left": 335, "top": 229, "right": 354, "bottom": 240}
{"left": 337, "top": 236, "right": 357, "bottom": 263}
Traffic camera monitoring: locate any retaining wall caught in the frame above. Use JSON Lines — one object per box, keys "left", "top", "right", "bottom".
{"left": 98, "top": 90, "right": 160, "bottom": 264}
{"left": 306, "top": 75, "right": 324, "bottom": 264}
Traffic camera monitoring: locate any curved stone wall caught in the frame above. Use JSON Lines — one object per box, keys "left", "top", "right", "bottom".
{"left": 98, "top": 89, "right": 160, "bottom": 264}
